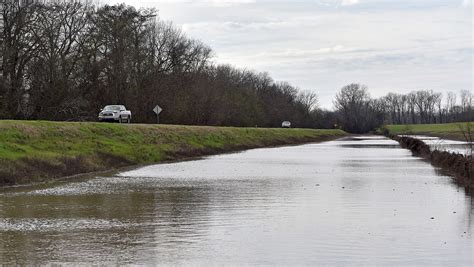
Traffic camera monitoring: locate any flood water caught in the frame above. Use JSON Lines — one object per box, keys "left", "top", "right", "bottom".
{"left": 0, "top": 136, "right": 473, "bottom": 265}
{"left": 403, "top": 135, "right": 472, "bottom": 156}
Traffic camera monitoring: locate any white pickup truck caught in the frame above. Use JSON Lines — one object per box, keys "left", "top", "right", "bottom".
{"left": 98, "top": 105, "right": 132, "bottom": 123}
{"left": 281, "top": 121, "right": 291, "bottom": 128}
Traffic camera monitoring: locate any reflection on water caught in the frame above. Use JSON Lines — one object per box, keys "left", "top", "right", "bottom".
{"left": 0, "top": 136, "right": 472, "bottom": 265}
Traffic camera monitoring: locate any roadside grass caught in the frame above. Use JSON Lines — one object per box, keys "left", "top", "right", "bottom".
{"left": 0, "top": 120, "right": 346, "bottom": 185}
{"left": 383, "top": 122, "right": 473, "bottom": 141}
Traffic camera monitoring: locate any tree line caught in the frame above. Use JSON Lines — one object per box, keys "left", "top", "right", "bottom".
{"left": 330, "top": 84, "right": 473, "bottom": 133}
{"left": 0, "top": 1, "right": 471, "bottom": 133}
{"left": 0, "top": 0, "right": 318, "bottom": 127}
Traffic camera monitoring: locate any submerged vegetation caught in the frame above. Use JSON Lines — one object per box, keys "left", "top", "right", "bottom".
{"left": 384, "top": 122, "right": 473, "bottom": 189}
{"left": 392, "top": 135, "right": 473, "bottom": 189}
{"left": 0, "top": 120, "right": 346, "bottom": 186}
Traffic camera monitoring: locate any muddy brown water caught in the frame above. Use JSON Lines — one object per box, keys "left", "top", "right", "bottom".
{"left": 0, "top": 136, "right": 472, "bottom": 265}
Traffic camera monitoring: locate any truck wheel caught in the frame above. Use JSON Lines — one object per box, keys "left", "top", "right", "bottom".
{"left": 127, "top": 117, "right": 131, "bottom": 123}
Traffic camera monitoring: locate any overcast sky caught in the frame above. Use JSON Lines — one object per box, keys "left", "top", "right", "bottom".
{"left": 105, "top": 0, "right": 473, "bottom": 108}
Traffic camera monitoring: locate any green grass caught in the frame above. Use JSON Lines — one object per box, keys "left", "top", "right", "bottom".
{"left": 383, "top": 122, "right": 473, "bottom": 141}
{"left": 0, "top": 120, "right": 347, "bottom": 185}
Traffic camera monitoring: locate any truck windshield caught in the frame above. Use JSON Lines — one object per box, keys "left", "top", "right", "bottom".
{"left": 104, "top": 106, "right": 121, "bottom": 111}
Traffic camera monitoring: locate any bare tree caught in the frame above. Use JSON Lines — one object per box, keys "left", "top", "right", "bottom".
{"left": 458, "top": 122, "right": 473, "bottom": 156}
{"left": 0, "top": 0, "right": 40, "bottom": 118}
{"left": 446, "top": 91, "right": 457, "bottom": 112}
{"left": 298, "top": 90, "right": 319, "bottom": 112}
{"left": 333, "top": 83, "right": 383, "bottom": 133}
{"left": 0, "top": 2, "right": 322, "bottom": 127}
{"left": 460, "top": 89, "right": 473, "bottom": 121}
{"left": 28, "top": 1, "right": 91, "bottom": 119}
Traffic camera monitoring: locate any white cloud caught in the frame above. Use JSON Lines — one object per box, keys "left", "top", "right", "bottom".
{"left": 105, "top": 0, "right": 473, "bottom": 108}
{"left": 139, "top": 0, "right": 256, "bottom": 5}
{"left": 251, "top": 46, "right": 356, "bottom": 59}
{"left": 341, "top": 0, "right": 359, "bottom": 6}
{"left": 200, "top": 0, "right": 256, "bottom": 6}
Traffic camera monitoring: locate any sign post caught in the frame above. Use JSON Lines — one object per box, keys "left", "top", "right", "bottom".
{"left": 153, "top": 105, "right": 163, "bottom": 124}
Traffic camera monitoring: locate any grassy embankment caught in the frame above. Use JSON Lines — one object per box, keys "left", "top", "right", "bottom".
{"left": 383, "top": 122, "right": 473, "bottom": 141}
{"left": 0, "top": 120, "right": 346, "bottom": 186}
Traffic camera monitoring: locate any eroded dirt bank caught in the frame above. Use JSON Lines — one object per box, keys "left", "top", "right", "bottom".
{"left": 391, "top": 135, "right": 473, "bottom": 189}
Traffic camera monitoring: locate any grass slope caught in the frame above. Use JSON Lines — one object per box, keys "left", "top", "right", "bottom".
{"left": 0, "top": 120, "right": 346, "bottom": 185}
{"left": 383, "top": 122, "right": 473, "bottom": 141}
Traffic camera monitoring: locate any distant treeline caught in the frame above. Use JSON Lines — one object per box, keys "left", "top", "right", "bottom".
{"left": 328, "top": 84, "right": 473, "bottom": 133}
{"left": 0, "top": 1, "right": 471, "bottom": 133}
{"left": 0, "top": 1, "right": 318, "bottom": 127}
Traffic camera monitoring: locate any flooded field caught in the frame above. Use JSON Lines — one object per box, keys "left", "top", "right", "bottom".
{"left": 403, "top": 135, "right": 472, "bottom": 156}
{"left": 0, "top": 136, "right": 472, "bottom": 265}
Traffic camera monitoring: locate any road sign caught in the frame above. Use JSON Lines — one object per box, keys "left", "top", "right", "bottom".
{"left": 153, "top": 105, "right": 163, "bottom": 124}
{"left": 153, "top": 105, "right": 163, "bottom": 115}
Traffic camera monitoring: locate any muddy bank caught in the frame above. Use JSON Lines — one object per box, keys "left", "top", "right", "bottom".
{"left": 391, "top": 135, "right": 473, "bottom": 189}
{"left": 0, "top": 121, "right": 347, "bottom": 186}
